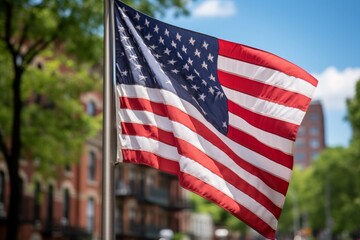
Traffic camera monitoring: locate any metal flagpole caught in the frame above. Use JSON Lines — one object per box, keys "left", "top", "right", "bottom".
{"left": 102, "top": 0, "right": 116, "bottom": 239}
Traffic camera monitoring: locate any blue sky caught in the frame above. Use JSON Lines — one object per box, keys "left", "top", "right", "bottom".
{"left": 163, "top": 0, "right": 360, "bottom": 147}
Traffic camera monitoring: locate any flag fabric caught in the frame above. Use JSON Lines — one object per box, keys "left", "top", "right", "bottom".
{"left": 114, "top": 1, "right": 317, "bottom": 238}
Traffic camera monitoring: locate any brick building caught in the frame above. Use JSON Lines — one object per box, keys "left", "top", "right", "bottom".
{"left": 294, "top": 100, "right": 326, "bottom": 168}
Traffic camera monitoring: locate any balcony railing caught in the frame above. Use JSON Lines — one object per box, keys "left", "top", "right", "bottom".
{"left": 116, "top": 180, "right": 191, "bottom": 209}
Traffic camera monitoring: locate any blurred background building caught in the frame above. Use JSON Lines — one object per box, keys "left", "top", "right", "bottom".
{"left": 294, "top": 100, "right": 326, "bottom": 168}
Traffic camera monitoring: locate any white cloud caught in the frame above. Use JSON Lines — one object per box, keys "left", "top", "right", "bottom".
{"left": 193, "top": 0, "right": 236, "bottom": 17}
{"left": 312, "top": 67, "right": 360, "bottom": 111}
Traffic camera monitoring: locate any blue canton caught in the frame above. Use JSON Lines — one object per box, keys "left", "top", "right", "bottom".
{"left": 115, "top": 0, "right": 229, "bottom": 135}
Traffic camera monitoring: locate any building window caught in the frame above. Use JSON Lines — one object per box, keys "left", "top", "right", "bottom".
{"left": 47, "top": 185, "right": 54, "bottom": 226}
{"left": 87, "top": 197, "right": 95, "bottom": 232}
{"left": 309, "top": 113, "right": 319, "bottom": 122}
{"left": 297, "top": 126, "right": 305, "bottom": 137}
{"left": 88, "top": 151, "right": 96, "bottom": 181}
{"left": 65, "top": 164, "right": 71, "bottom": 173}
{"left": 310, "top": 139, "right": 320, "bottom": 149}
{"left": 310, "top": 126, "right": 319, "bottom": 136}
{"left": 34, "top": 181, "right": 41, "bottom": 222}
{"left": 295, "top": 138, "right": 305, "bottom": 148}
{"left": 86, "top": 101, "right": 96, "bottom": 116}
{"left": 62, "top": 189, "right": 70, "bottom": 225}
{"left": 295, "top": 152, "right": 305, "bottom": 162}
{"left": 129, "top": 206, "right": 136, "bottom": 223}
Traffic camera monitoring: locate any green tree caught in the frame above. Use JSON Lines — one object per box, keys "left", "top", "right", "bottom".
{"left": 0, "top": 0, "right": 192, "bottom": 239}
{"left": 303, "top": 147, "right": 360, "bottom": 236}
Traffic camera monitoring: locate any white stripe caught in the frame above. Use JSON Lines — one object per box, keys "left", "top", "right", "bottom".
{"left": 229, "top": 112, "right": 294, "bottom": 155}
{"left": 120, "top": 108, "right": 285, "bottom": 207}
{"left": 121, "top": 134, "right": 278, "bottom": 230}
{"left": 223, "top": 86, "right": 305, "bottom": 125}
{"left": 180, "top": 157, "right": 278, "bottom": 230}
{"left": 120, "top": 134, "right": 180, "bottom": 161}
{"left": 117, "top": 84, "right": 292, "bottom": 181}
{"left": 218, "top": 55, "right": 316, "bottom": 98}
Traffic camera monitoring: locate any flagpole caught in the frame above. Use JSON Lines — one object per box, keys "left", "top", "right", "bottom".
{"left": 102, "top": 0, "right": 116, "bottom": 239}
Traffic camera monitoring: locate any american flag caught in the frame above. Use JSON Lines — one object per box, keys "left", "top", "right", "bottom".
{"left": 114, "top": 1, "right": 317, "bottom": 238}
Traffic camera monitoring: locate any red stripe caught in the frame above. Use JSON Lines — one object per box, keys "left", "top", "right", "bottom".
{"left": 122, "top": 122, "right": 282, "bottom": 218}
{"left": 180, "top": 173, "right": 276, "bottom": 239}
{"left": 120, "top": 96, "right": 289, "bottom": 194}
{"left": 228, "top": 126, "right": 293, "bottom": 169}
{"left": 218, "top": 39, "right": 318, "bottom": 87}
{"left": 228, "top": 99, "right": 300, "bottom": 141}
{"left": 218, "top": 70, "right": 312, "bottom": 111}
{"left": 122, "top": 149, "right": 180, "bottom": 175}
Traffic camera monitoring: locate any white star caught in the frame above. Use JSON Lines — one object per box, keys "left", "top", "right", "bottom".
{"left": 202, "top": 41, "right": 209, "bottom": 50}
{"left": 222, "top": 122, "right": 227, "bottom": 128}
{"left": 121, "top": 7, "right": 128, "bottom": 13}
{"left": 198, "top": 93, "right": 206, "bottom": 101}
{"left": 186, "top": 74, "right": 195, "bottom": 81}
{"left": 135, "top": 25, "right": 143, "bottom": 31}
{"left": 154, "top": 53, "right": 161, "bottom": 58}
{"left": 194, "top": 49, "right": 201, "bottom": 58}
{"left": 139, "top": 74, "right": 147, "bottom": 81}
{"left": 125, "top": 45, "right": 134, "bottom": 50}
{"left": 134, "top": 64, "right": 142, "bottom": 70}
{"left": 189, "top": 37, "right": 196, "bottom": 45}
{"left": 171, "top": 69, "right": 179, "bottom": 74}
{"left": 208, "top": 53, "right": 214, "bottom": 62}
{"left": 209, "top": 74, "right": 216, "bottom": 81}
{"left": 164, "top": 28, "right": 170, "bottom": 36}
{"left": 171, "top": 40, "right": 177, "bottom": 48}
{"left": 183, "top": 63, "right": 190, "bottom": 71}
{"left": 129, "top": 54, "right": 138, "bottom": 61}
{"left": 121, "top": 36, "right": 129, "bottom": 41}
{"left": 118, "top": 26, "right": 125, "bottom": 32}
{"left": 201, "top": 61, "right": 208, "bottom": 69}
{"left": 168, "top": 59, "right": 177, "bottom": 65}
{"left": 201, "top": 79, "right": 207, "bottom": 85}
{"left": 164, "top": 48, "right": 171, "bottom": 55}
{"left": 149, "top": 44, "right": 157, "bottom": 50}
{"left": 181, "top": 84, "right": 188, "bottom": 91}
{"left": 144, "top": 33, "right": 152, "bottom": 41}
{"left": 159, "top": 36, "right": 165, "bottom": 45}
{"left": 182, "top": 45, "right": 187, "bottom": 53}
{"left": 154, "top": 25, "right": 159, "bottom": 33}
{"left": 144, "top": 19, "right": 150, "bottom": 27}
{"left": 191, "top": 84, "right": 200, "bottom": 91}
{"left": 134, "top": 12, "right": 141, "bottom": 21}
{"left": 176, "top": 33, "right": 182, "bottom": 41}
{"left": 187, "top": 57, "right": 193, "bottom": 66}
{"left": 208, "top": 86, "right": 215, "bottom": 95}
{"left": 120, "top": 70, "right": 128, "bottom": 76}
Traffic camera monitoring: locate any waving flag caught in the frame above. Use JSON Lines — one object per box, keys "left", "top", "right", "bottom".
{"left": 114, "top": 1, "right": 317, "bottom": 238}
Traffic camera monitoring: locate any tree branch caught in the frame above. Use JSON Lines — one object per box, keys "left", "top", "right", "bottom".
{"left": 23, "top": 36, "right": 56, "bottom": 66}
{"left": 16, "top": 15, "right": 34, "bottom": 54}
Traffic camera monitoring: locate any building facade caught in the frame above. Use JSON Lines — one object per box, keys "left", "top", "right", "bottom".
{"left": 114, "top": 163, "right": 191, "bottom": 239}
{"left": 294, "top": 100, "right": 326, "bottom": 168}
